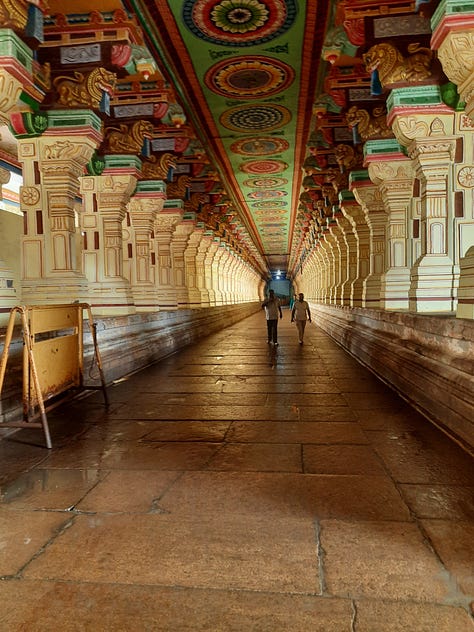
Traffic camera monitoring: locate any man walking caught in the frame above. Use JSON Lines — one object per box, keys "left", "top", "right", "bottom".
{"left": 291, "top": 292, "right": 311, "bottom": 344}
{"left": 262, "top": 289, "right": 283, "bottom": 345}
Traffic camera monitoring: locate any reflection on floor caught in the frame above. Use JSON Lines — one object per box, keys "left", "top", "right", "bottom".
{"left": 0, "top": 311, "right": 473, "bottom": 630}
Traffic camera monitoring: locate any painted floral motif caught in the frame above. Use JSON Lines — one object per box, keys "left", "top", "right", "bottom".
{"left": 220, "top": 104, "right": 291, "bottom": 131}
{"left": 230, "top": 136, "right": 289, "bottom": 155}
{"left": 240, "top": 159, "right": 288, "bottom": 174}
{"left": 205, "top": 56, "right": 293, "bottom": 98}
{"left": 211, "top": 0, "right": 269, "bottom": 33}
{"left": 458, "top": 166, "right": 474, "bottom": 188}
{"left": 243, "top": 177, "right": 288, "bottom": 187}
{"left": 183, "top": 0, "right": 296, "bottom": 46}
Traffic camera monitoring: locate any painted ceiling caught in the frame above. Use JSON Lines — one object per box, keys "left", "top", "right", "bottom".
{"left": 129, "top": 0, "right": 328, "bottom": 279}
{"left": 2, "top": 0, "right": 445, "bottom": 280}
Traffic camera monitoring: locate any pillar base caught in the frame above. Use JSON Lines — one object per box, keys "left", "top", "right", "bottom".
{"left": 409, "top": 255, "right": 458, "bottom": 313}
{"left": 380, "top": 267, "right": 411, "bottom": 310}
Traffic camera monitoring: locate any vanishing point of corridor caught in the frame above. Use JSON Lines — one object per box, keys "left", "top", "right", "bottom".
{"left": 0, "top": 312, "right": 473, "bottom": 631}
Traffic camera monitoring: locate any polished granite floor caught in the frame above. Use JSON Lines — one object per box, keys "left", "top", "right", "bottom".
{"left": 0, "top": 311, "right": 473, "bottom": 631}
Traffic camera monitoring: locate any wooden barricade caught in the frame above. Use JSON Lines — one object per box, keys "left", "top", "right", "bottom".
{"left": 0, "top": 303, "right": 108, "bottom": 448}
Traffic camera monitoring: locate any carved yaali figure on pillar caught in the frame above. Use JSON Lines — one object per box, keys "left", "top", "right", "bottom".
{"left": 334, "top": 143, "right": 363, "bottom": 172}
{"left": 141, "top": 153, "right": 176, "bottom": 180}
{"left": 167, "top": 175, "right": 191, "bottom": 199}
{"left": 104, "top": 120, "right": 154, "bottom": 154}
{"left": 346, "top": 105, "right": 393, "bottom": 141}
{"left": 362, "top": 42, "right": 433, "bottom": 87}
{"left": 53, "top": 68, "right": 116, "bottom": 109}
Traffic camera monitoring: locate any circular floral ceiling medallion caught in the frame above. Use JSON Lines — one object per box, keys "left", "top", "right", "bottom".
{"left": 205, "top": 56, "right": 294, "bottom": 98}
{"left": 230, "top": 136, "right": 290, "bottom": 155}
{"left": 243, "top": 176, "right": 288, "bottom": 188}
{"left": 253, "top": 208, "right": 287, "bottom": 216}
{"left": 240, "top": 159, "right": 288, "bottom": 174}
{"left": 252, "top": 200, "right": 287, "bottom": 208}
{"left": 247, "top": 190, "right": 288, "bottom": 199}
{"left": 182, "top": 0, "right": 297, "bottom": 47}
{"left": 220, "top": 104, "right": 291, "bottom": 132}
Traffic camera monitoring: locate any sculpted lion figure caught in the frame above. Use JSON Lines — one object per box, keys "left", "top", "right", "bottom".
{"left": 362, "top": 42, "right": 433, "bottom": 86}
{"left": 141, "top": 153, "right": 177, "bottom": 180}
{"left": 53, "top": 67, "right": 116, "bottom": 109}
{"left": 346, "top": 105, "right": 392, "bottom": 141}
{"left": 104, "top": 120, "right": 154, "bottom": 155}
{"left": 334, "top": 144, "right": 363, "bottom": 172}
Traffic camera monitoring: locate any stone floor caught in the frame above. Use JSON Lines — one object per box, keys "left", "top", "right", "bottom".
{"left": 0, "top": 311, "right": 473, "bottom": 631}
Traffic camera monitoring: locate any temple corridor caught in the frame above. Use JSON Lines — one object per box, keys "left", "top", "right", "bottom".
{"left": 0, "top": 311, "right": 473, "bottom": 631}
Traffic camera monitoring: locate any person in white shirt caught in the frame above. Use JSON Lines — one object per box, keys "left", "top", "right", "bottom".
{"left": 262, "top": 289, "right": 283, "bottom": 345}
{"left": 291, "top": 292, "right": 311, "bottom": 344}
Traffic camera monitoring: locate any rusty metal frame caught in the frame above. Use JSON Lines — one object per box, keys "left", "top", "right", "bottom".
{"left": 0, "top": 303, "right": 108, "bottom": 448}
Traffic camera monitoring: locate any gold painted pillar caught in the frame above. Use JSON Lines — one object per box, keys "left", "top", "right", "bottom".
{"left": 154, "top": 202, "right": 183, "bottom": 311}
{"left": 128, "top": 181, "right": 166, "bottom": 311}
{"left": 17, "top": 110, "right": 102, "bottom": 304}
{"left": 79, "top": 157, "right": 140, "bottom": 315}
{"left": 365, "top": 142, "right": 414, "bottom": 310}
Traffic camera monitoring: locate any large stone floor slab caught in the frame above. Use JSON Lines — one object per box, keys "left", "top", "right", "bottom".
{"left": 0, "top": 312, "right": 472, "bottom": 629}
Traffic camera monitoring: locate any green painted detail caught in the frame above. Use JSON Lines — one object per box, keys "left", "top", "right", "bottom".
{"left": 46, "top": 109, "right": 102, "bottom": 132}
{"left": 103, "top": 155, "right": 142, "bottom": 170}
{"left": 364, "top": 139, "right": 405, "bottom": 157}
{"left": 440, "top": 82, "right": 465, "bottom": 110}
{"left": 136, "top": 180, "right": 166, "bottom": 193}
{"left": 387, "top": 85, "right": 443, "bottom": 110}
{"left": 349, "top": 170, "right": 370, "bottom": 184}
{"left": 0, "top": 29, "right": 33, "bottom": 72}
{"left": 183, "top": 212, "right": 196, "bottom": 221}
{"left": 16, "top": 111, "right": 48, "bottom": 137}
{"left": 86, "top": 153, "right": 105, "bottom": 176}
{"left": 338, "top": 190, "right": 356, "bottom": 202}
{"left": 432, "top": 0, "right": 474, "bottom": 30}
{"left": 164, "top": 199, "right": 184, "bottom": 210}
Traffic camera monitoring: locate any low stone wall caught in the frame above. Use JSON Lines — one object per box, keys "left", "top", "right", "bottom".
{"left": 0, "top": 302, "right": 261, "bottom": 424}
{"left": 312, "top": 304, "right": 474, "bottom": 453}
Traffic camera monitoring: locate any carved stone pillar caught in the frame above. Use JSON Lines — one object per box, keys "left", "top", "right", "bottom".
{"left": 320, "top": 228, "right": 338, "bottom": 304}
{"left": 184, "top": 222, "right": 205, "bottom": 308}
{"left": 366, "top": 141, "right": 414, "bottom": 310}
{"left": 341, "top": 194, "right": 368, "bottom": 307}
{"left": 17, "top": 110, "right": 102, "bottom": 304}
{"left": 0, "top": 30, "right": 34, "bottom": 124}
{"left": 431, "top": 3, "right": 474, "bottom": 123}
{"left": 154, "top": 202, "right": 183, "bottom": 310}
{"left": 338, "top": 194, "right": 361, "bottom": 307}
{"left": 195, "top": 231, "right": 214, "bottom": 307}
{"left": 0, "top": 166, "right": 17, "bottom": 310}
{"left": 333, "top": 206, "right": 353, "bottom": 306}
{"left": 351, "top": 172, "right": 386, "bottom": 309}
{"left": 171, "top": 212, "right": 196, "bottom": 308}
{"left": 128, "top": 181, "right": 166, "bottom": 311}
{"left": 456, "top": 246, "right": 474, "bottom": 318}
{"left": 389, "top": 86, "right": 458, "bottom": 312}
{"left": 212, "top": 243, "right": 227, "bottom": 306}
{"left": 80, "top": 156, "right": 140, "bottom": 315}
{"left": 204, "top": 237, "right": 221, "bottom": 306}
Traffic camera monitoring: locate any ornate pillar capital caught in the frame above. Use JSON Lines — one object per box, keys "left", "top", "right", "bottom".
{"left": 431, "top": 0, "right": 474, "bottom": 120}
